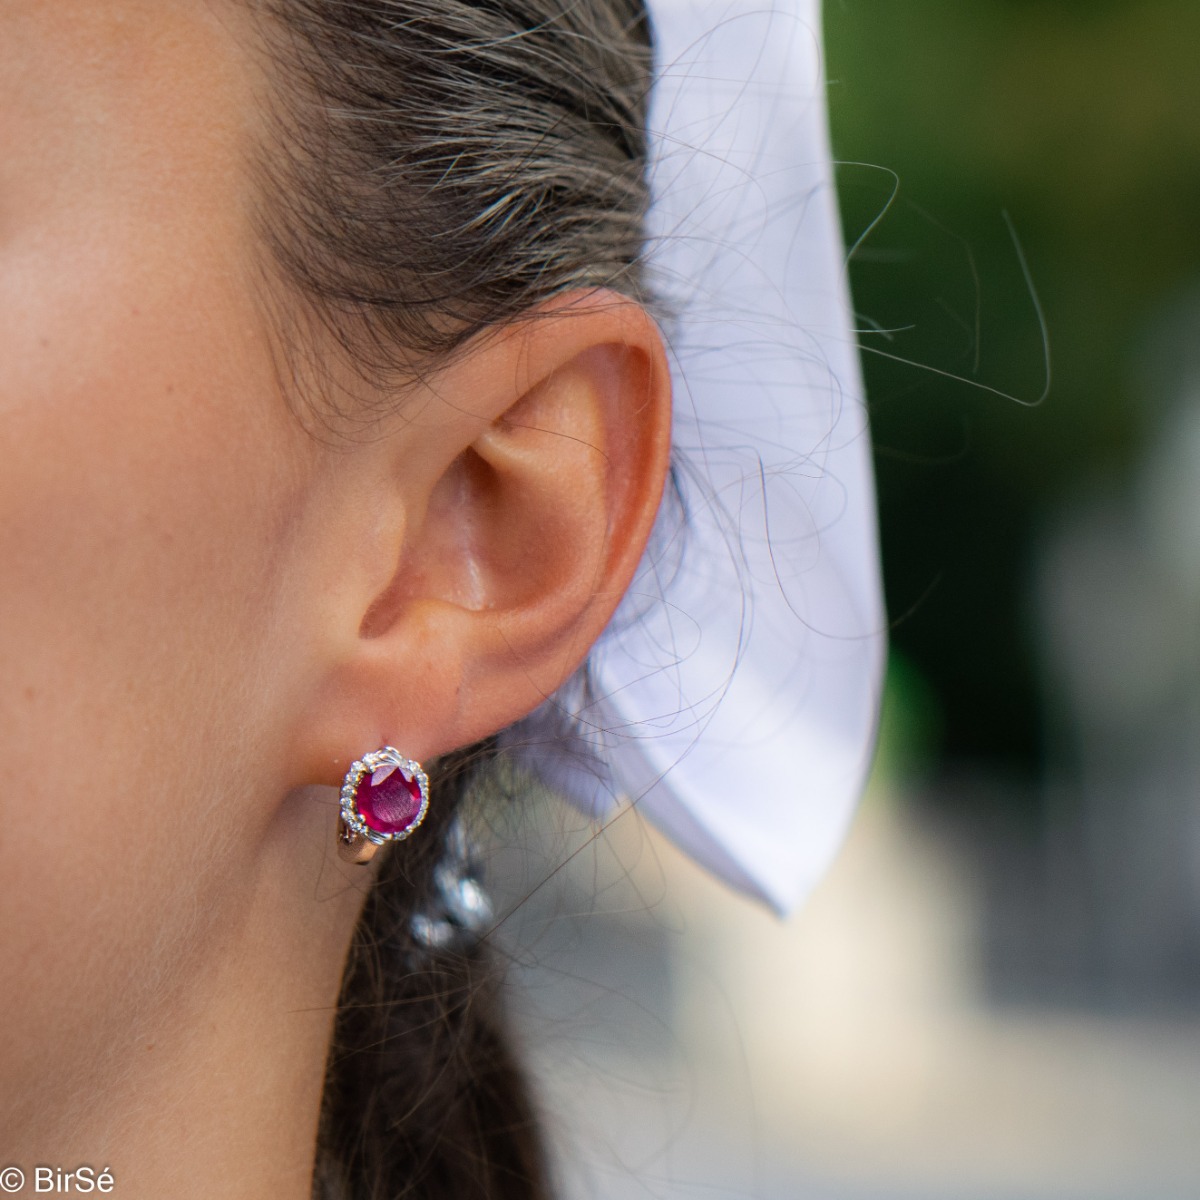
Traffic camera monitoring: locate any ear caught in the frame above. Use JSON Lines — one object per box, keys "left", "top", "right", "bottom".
{"left": 288, "top": 291, "right": 672, "bottom": 786}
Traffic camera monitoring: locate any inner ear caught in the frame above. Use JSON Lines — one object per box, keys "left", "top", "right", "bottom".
{"left": 358, "top": 445, "right": 506, "bottom": 638}
{"left": 385, "top": 352, "right": 616, "bottom": 634}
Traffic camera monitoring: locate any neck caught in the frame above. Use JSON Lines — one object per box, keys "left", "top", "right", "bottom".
{"left": 6, "top": 788, "right": 366, "bottom": 1200}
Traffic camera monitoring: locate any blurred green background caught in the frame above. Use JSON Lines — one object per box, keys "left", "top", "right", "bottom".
{"left": 826, "top": 0, "right": 1200, "bottom": 798}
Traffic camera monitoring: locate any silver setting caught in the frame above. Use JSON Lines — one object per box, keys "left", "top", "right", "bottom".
{"left": 338, "top": 747, "right": 430, "bottom": 863}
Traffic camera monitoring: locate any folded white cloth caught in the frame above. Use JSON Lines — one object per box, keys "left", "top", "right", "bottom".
{"left": 511, "top": 0, "right": 886, "bottom": 916}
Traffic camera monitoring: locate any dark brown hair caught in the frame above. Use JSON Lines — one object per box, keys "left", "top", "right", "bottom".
{"left": 312, "top": 753, "right": 552, "bottom": 1200}
{"left": 253, "top": 0, "right": 653, "bottom": 406}
{"left": 246, "top": 1, "right": 655, "bottom": 1195}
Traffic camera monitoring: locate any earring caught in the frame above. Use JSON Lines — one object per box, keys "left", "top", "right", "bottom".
{"left": 337, "top": 746, "right": 430, "bottom": 864}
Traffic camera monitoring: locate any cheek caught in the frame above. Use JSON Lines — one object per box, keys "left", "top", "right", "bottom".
{"left": 0, "top": 215, "right": 307, "bottom": 1116}
{"left": 0, "top": 0, "right": 335, "bottom": 1140}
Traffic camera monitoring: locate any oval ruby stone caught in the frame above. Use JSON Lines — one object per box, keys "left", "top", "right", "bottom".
{"left": 355, "top": 764, "right": 423, "bottom": 836}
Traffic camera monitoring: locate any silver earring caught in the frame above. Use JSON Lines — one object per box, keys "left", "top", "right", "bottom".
{"left": 337, "top": 746, "right": 430, "bottom": 864}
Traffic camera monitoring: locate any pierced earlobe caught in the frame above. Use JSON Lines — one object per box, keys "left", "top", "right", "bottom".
{"left": 337, "top": 747, "right": 430, "bottom": 864}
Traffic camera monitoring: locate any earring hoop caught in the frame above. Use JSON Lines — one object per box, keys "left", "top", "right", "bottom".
{"left": 337, "top": 747, "right": 430, "bottom": 864}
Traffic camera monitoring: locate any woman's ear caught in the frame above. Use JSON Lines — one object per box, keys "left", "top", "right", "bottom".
{"left": 288, "top": 291, "right": 672, "bottom": 786}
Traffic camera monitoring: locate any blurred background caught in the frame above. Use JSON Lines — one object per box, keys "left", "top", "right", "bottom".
{"left": 491, "top": 3, "right": 1200, "bottom": 1196}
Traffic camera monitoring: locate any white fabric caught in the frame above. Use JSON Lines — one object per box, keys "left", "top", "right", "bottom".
{"left": 509, "top": 0, "right": 886, "bottom": 916}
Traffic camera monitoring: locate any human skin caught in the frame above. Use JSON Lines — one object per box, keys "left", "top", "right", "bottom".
{"left": 0, "top": 3, "right": 671, "bottom": 1196}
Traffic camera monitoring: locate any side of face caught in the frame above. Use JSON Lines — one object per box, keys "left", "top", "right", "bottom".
{"left": 0, "top": 0, "right": 671, "bottom": 1149}
{"left": 0, "top": 0, "right": 342, "bottom": 1127}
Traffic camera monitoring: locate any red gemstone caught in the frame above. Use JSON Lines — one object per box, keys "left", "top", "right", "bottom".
{"left": 355, "top": 764, "right": 423, "bottom": 835}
